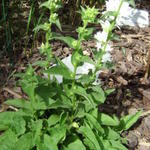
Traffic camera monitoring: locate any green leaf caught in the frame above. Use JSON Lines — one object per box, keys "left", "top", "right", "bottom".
{"left": 21, "top": 82, "right": 36, "bottom": 102}
{"left": 105, "top": 88, "right": 115, "bottom": 96}
{"left": 110, "top": 140, "right": 128, "bottom": 150}
{"left": 74, "top": 103, "right": 86, "bottom": 118}
{"left": 48, "top": 124, "right": 66, "bottom": 144}
{"left": 73, "top": 85, "right": 95, "bottom": 107}
{"left": 66, "top": 139, "right": 86, "bottom": 150}
{"left": 31, "top": 120, "right": 43, "bottom": 144}
{"left": 0, "top": 112, "right": 15, "bottom": 131}
{"left": 48, "top": 99, "right": 72, "bottom": 109}
{"left": 60, "top": 112, "right": 68, "bottom": 125}
{"left": 71, "top": 51, "right": 82, "bottom": 67}
{"left": 4, "top": 99, "right": 31, "bottom": 109}
{"left": 0, "top": 130, "right": 17, "bottom": 150}
{"left": 91, "top": 86, "right": 106, "bottom": 103}
{"left": 48, "top": 114, "right": 60, "bottom": 127}
{"left": 45, "top": 57, "right": 73, "bottom": 80}
{"left": 80, "top": 55, "right": 95, "bottom": 65}
{"left": 83, "top": 138, "right": 96, "bottom": 150}
{"left": 32, "top": 60, "right": 48, "bottom": 67}
{"left": 33, "top": 23, "right": 50, "bottom": 32}
{"left": 0, "top": 111, "right": 26, "bottom": 135}
{"left": 77, "top": 73, "right": 94, "bottom": 84}
{"left": 105, "top": 127, "right": 120, "bottom": 140}
{"left": 51, "top": 33, "right": 76, "bottom": 49}
{"left": 125, "top": 0, "right": 135, "bottom": 7}
{"left": 98, "top": 113, "right": 119, "bottom": 126}
{"left": 55, "top": 18, "right": 62, "bottom": 31}
{"left": 11, "top": 115, "right": 26, "bottom": 136}
{"left": 78, "top": 125, "right": 101, "bottom": 150}
{"left": 85, "top": 113, "right": 104, "bottom": 134}
{"left": 120, "top": 111, "right": 141, "bottom": 130}
{"left": 35, "top": 85, "right": 56, "bottom": 103}
{"left": 37, "top": 134, "right": 58, "bottom": 150}
{"left": 39, "top": 1, "right": 50, "bottom": 9}
{"left": 14, "top": 132, "right": 34, "bottom": 150}
{"left": 101, "top": 139, "right": 117, "bottom": 150}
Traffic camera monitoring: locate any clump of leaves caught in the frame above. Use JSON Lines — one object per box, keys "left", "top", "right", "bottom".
{"left": 0, "top": 0, "right": 141, "bottom": 149}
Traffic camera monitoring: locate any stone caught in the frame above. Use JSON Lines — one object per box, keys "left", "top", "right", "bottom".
{"left": 119, "top": 8, "right": 149, "bottom": 28}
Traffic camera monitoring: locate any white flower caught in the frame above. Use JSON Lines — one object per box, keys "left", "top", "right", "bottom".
{"left": 96, "top": 42, "right": 102, "bottom": 51}
{"left": 102, "top": 52, "right": 112, "bottom": 62}
{"left": 94, "top": 31, "right": 108, "bottom": 43}
{"left": 100, "top": 20, "right": 111, "bottom": 33}
{"left": 105, "top": 43, "right": 113, "bottom": 52}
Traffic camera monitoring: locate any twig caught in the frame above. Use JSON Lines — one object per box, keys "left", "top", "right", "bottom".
{"left": 8, "top": 106, "right": 18, "bottom": 111}
{"left": 141, "top": 110, "right": 150, "bottom": 117}
{"left": 3, "top": 87, "right": 22, "bottom": 99}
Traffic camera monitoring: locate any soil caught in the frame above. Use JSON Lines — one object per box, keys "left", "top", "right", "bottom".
{"left": 0, "top": 0, "right": 150, "bottom": 149}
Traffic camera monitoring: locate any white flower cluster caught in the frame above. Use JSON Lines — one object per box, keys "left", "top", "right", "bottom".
{"left": 94, "top": 20, "right": 113, "bottom": 63}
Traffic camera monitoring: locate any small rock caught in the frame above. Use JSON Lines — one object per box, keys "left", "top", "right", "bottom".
{"left": 127, "top": 132, "right": 138, "bottom": 149}
{"left": 128, "top": 107, "right": 138, "bottom": 115}
{"left": 143, "top": 116, "right": 150, "bottom": 130}
{"left": 117, "top": 76, "right": 128, "bottom": 85}
{"left": 63, "top": 47, "right": 70, "bottom": 55}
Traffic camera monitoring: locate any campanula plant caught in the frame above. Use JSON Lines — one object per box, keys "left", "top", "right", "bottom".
{"left": 0, "top": 0, "right": 141, "bottom": 149}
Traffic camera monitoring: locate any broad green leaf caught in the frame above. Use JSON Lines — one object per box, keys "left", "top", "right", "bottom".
{"left": 71, "top": 51, "right": 82, "bottom": 67}
{"left": 83, "top": 138, "right": 96, "bottom": 150}
{"left": 98, "top": 113, "right": 119, "bottom": 126}
{"left": 125, "top": 0, "right": 135, "bottom": 7}
{"left": 32, "top": 60, "right": 48, "bottom": 67}
{"left": 74, "top": 103, "right": 86, "bottom": 118}
{"left": 14, "top": 132, "right": 34, "bottom": 150}
{"left": 21, "top": 82, "right": 36, "bottom": 103}
{"left": 66, "top": 139, "right": 86, "bottom": 150}
{"left": 4, "top": 99, "right": 31, "bottom": 109}
{"left": 0, "top": 129, "right": 17, "bottom": 150}
{"left": 0, "top": 112, "right": 15, "bottom": 131}
{"left": 85, "top": 113, "right": 104, "bottom": 134}
{"left": 77, "top": 74, "right": 94, "bottom": 84}
{"left": 105, "top": 88, "right": 115, "bottom": 96}
{"left": 48, "top": 124, "right": 66, "bottom": 144}
{"left": 110, "top": 140, "right": 128, "bottom": 150}
{"left": 45, "top": 57, "right": 73, "bottom": 80}
{"left": 120, "top": 111, "right": 141, "bottom": 130}
{"left": 60, "top": 112, "right": 68, "bottom": 125}
{"left": 11, "top": 115, "right": 26, "bottom": 136}
{"left": 35, "top": 85, "right": 56, "bottom": 103}
{"left": 48, "top": 99, "right": 72, "bottom": 109}
{"left": 48, "top": 114, "right": 60, "bottom": 127}
{"left": 55, "top": 18, "right": 62, "bottom": 31}
{"left": 51, "top": 33, "right": 76, "bottom": 49}
{"left": 91, "top": 86, "right": 106, "bottom": 103}
{"left": 31, "top": 120, "right": 43, "bottom": 143}
{"left": 39, "top": 1, "right": 50, "bottom": 9}
{"left": 78, "top": 126, "right": 101, "bottom": 150}
{"left": 33, "top": 23, "right": 50, "bottom": 32}
{"left": 105, "top": 127, "right": 120, "bottom": 140}
{"left": 101, "top": 139, "right": 117, "bottom": 150}
{"left": 73, "top": 85, "right": 95, "bottom": 107}
{"left": 77, "top": 27, "right": 94, "bottom": 40}
{"left": 37, "top": 134, "right": 58, "bottom": 150}
{"left": 0, "top": 111, "right": 26, "bottom": 135}
{"left": 80, "top": 55, "right": 95, "bottom": 65}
